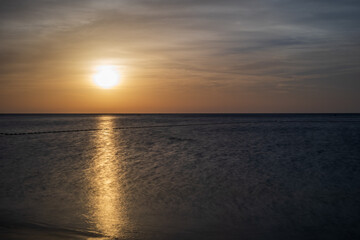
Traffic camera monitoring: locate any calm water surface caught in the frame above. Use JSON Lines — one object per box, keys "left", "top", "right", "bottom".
{"left": 0, "top": 114, "right": 359, "bottom": 239}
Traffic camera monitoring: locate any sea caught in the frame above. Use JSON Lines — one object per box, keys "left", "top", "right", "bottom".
{"left": 0, "top": 114, "right": 359, "bottom": 240}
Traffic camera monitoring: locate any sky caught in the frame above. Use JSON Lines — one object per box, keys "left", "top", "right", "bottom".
{"left": 0, "top": 0, "right": 359, "bottom": 113}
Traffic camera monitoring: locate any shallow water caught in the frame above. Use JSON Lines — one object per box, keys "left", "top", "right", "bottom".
{"left": 0, "top": 114, "right": 359, "bottom": 239}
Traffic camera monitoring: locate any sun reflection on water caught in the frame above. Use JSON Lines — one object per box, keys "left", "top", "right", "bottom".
{"left": 88, "top": 116, "right": 127, "bottom": 238}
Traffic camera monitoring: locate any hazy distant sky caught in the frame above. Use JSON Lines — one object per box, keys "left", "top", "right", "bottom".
{"left": 0, "top": 0, "right": 359, "bottom": 113}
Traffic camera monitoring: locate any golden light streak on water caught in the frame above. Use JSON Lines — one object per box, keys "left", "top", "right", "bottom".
{"left": 87, "top": 116, "right": 127, "bottom": 239}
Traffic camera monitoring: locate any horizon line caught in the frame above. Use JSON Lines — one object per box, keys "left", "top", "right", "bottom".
{"left": 0, "top": 112, "right": 359, "bottom": 115}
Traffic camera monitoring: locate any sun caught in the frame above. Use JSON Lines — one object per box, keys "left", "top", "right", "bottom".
{"left": 92, "top": 65, "right": 120, "bottom": 89}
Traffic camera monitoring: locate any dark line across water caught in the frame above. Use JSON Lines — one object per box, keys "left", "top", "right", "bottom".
{"left": 1, "top": 120, "right": 360, "bottom": 136}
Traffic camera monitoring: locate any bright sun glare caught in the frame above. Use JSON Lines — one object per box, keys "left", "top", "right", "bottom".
{"left": 93, "top": 65, "right": 120, "bottom": 89}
